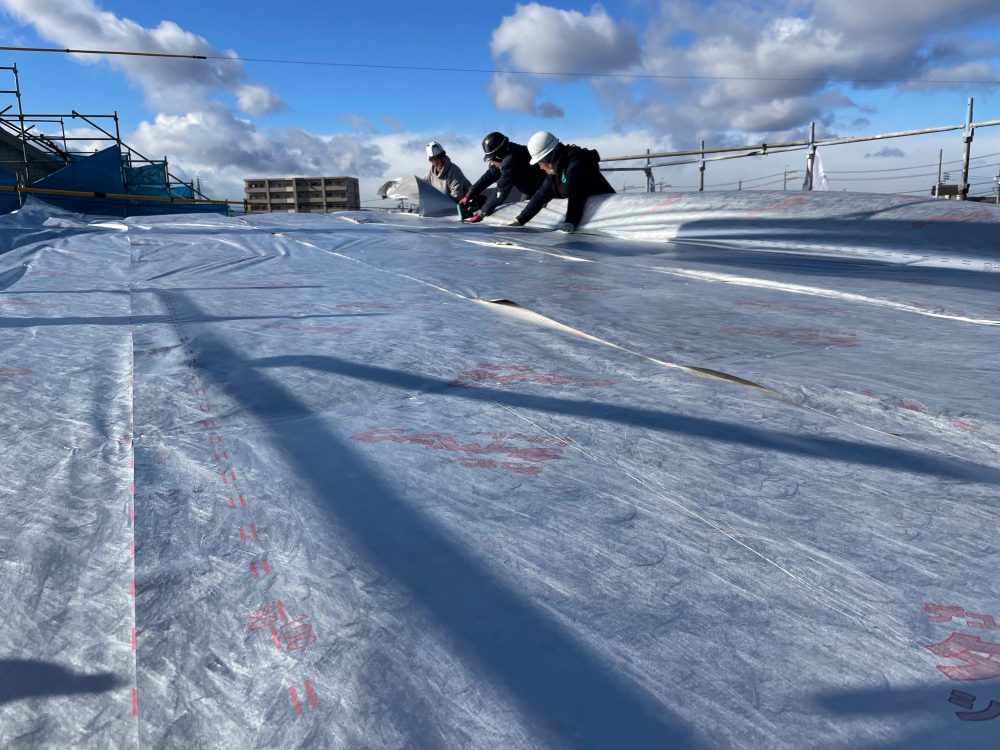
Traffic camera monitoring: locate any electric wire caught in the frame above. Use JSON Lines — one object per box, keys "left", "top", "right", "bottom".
{"left": 2, "top": 45, "right": 1000, "bottom": 86}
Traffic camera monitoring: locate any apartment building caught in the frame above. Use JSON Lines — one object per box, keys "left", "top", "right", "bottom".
{"left": 244, "top": 176, "right": 360, "bottom": 213}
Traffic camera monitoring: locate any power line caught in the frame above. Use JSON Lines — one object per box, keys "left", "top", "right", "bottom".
{"left": 2, "top": 45, "right": 1000, "bottom": 85}
{"left": 826, "top": 151, "right": 1000, "bottom": 174}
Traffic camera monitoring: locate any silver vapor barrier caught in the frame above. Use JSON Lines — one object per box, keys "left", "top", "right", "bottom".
{"left": 1, "top": 192, "right": 999, "bottom": 748}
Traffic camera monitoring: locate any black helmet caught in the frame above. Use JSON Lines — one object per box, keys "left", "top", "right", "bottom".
{"left": 482, "top": 131, "right": 510, "bottom": 162}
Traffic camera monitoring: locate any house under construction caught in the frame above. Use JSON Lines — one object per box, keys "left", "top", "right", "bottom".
{"left": 0, "top": 63, "right": 231, "bottom": 217}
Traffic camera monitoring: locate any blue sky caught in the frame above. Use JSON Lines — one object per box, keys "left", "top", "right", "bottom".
{"left": 2, "top": 0, "right": 1000, "bottom": 201}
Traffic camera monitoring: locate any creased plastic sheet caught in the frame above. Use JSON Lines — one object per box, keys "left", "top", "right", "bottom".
{"left": 1, "top": 192, "right": 999, "bottom": 749}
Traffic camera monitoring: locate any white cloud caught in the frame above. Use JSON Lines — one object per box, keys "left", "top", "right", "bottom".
{"left": 128, "top": 106, "right": 390, "bottom": 199}
{"left": 0, "top": 0, "right": 284, "bottom": 113}
{"left": 487, "top": 3, "right": 638, "bottom": 116}
{"left": 594, "top": 0, "right": 1000, "bottom": 144}
{"left": 235, "top": 85, "right": 283, "bottom": 116}
{"left": 487, "top": 74, "right": 564, "bottom": 118}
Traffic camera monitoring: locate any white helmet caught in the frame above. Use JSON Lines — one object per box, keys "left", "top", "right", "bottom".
{"left": 527, "top": 130, "right": 560, "bottom": 165}
{"left": 426, "top": 141, "right": 445, "bottom": 159}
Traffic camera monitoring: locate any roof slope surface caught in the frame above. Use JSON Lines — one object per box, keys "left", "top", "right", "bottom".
{"left": 1, "top": 193, "right": 998, "bottom": 749}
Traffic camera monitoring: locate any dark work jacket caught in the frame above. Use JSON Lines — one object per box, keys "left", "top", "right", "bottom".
{"left": 467, "top": 142, "right": 545, "bottom": 216}
{"left": 516, "top": 144, "right": 615, "bottom": 227}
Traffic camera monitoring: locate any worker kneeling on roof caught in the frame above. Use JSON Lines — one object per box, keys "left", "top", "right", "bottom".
{"left": 505, "top": 131, "right": 616, "bottom": 233}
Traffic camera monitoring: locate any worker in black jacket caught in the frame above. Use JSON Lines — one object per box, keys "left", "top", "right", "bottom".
{"left": 460, "top": 131, "right": 545, "bottom": 223}
{"left": 509, "top": 130, "right": 615, "bottom": 232}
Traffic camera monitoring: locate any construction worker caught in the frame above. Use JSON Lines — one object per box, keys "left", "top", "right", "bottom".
{"left": 460, "top": 131, "right": 544, "bottom": 222}
{"left": 509, "top": 131, "right": 615, "bottom": 232}
{"left": 424, "top": 142, "right": 471, "bottom": 201}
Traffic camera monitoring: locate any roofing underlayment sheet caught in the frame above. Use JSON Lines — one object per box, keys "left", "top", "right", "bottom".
{"left": 1, "top": 192, "right": 999, "bottom": 749}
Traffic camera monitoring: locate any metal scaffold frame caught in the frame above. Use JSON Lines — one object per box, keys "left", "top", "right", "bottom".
{"left": 0, "top": 64, "right": 237, "bottom": 214}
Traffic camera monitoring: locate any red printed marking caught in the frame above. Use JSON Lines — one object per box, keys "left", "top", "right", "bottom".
{"left": 202, "top": 419, "right": 217, "bottom": 429}
{"left": 131, "top": 688, "right": 138, "bottom": 717}
{"left": 208, "top": 435, "right": 223, "bottom": 445}
{"left": 229, "top": 497, "right": 236, "bottom": 509}
{"left": 194, "top": 388, "right": 206, "bottom": 396}
{"left": 720, "top": 327, "right": 858, "bottom": 347}
{"left": 221, "top": 469, "right": 237, "bottom": 484}
{"left": 250, "top": 524, "right": 258, "bottom": 540}
{"left": 130, "top": 579, "right": 135, "bottom": 598}
{"left": 276, "top": 599, "right": 287, "bottom": 621}
{"left": 926, "top": 633, "right": 1000, "bottom": 681}
{"left": 239, "top": 495, "right": 247, "bottom": 507}
{"left": 214, "top": 452, "right": 230, "bottom": 461}
{"left": 129, "top": 481, "right": 134, "bottom": 495}
{"left": 304, "top": 680, "right": 318, "bottom": 709}
{"left": 0, "top": 367, "right": 32, "bottom": 378}
{"left": 269, "top": 624, "right": 281, "bottom": 648}
{"left": 646, "top": 192, "right": 684, "bottom": 211}
{"left": 353, "top": 427, "right": 565, "bottom": 474}
{"left": 288, "top": 686, "right": 302, "bottom": 715}
{"left": 261, "top": 559, "right": 271, "bottom": 575}
{"left": 901, "top": 401, "right": 928, "bottom": 413}
{"left": 198, "top": 403, "right": 212, "bottom": 413}
{"left": 925, "top": 603, "right": 999, "bottom": 630}
{"left": 746, "top": 195, "right": 807, "bottom": 217}
{"left": 954, "top": 419, "right": 979, "bottom": 433}
{"left": 250, "top": 562, "right": 259, "bottom": 580}
{"left": 130, "top": 540, "right": 134, "bottom": 556}
{"left": 240, "top": 526, "right": 246, "bottom": 542}
{"left": 131, "top": 627, "right": 136, "bottom": 651}
{"left": 280, "top": 616, "right": 318, "bottom": 651}
{"left": 129, "top": 507, "right": 134, "bottom": 523}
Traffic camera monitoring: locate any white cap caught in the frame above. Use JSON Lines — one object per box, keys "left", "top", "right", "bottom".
{"left": 527, "top": 130, "right": 560, "bottom": 165}
{"left": 426, "top": 141, "right": 445, "bottom": 159}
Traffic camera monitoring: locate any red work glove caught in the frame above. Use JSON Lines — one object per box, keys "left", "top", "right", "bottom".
{"left": 458, "top": 194, "right": 471, "bottom": 206}
{"left": 466, "top": 211, "right": 484, "bottom": 223}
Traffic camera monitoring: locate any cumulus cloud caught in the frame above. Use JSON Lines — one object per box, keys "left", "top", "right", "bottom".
{"left": 236, "top": 85, "right": 283, "bottom": 116}
{"left": 0, "top": 0, "right": 285, "bottom": 114}
{"left": 487, "top": 3, "right": 638, "bottom": 116}
{"left": 592, "top": 0, "right": 1000, "bottom": 146}
{"left": 865, "top": 147, "right": 905, "bottom": 158}
{"left": 128, "top": 106, "right": 389, "bottom": 197}
{"left": 0, "top": 0, "right": 401, "bottom": 200}
{"left": 487, "top": 73, "right": 564, "bottom": 118}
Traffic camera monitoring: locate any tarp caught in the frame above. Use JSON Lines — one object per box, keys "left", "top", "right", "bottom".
{"left": 0, "top": 163, "right": 19, "bottom": 214}
{"left": 33, "top": 144, "right": 126, "bottom": 214}
{"left": 1, "top": 192, "right": 999, "bottom": 749}
{"left": 377, "top": 174, "right": 456, "bottom": 217}
{"left": 378, "top": 174, "right": 525, "bottom": 218}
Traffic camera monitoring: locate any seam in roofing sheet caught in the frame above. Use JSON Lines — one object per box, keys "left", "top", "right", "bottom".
{"left": 499, "top": 404, "right": 919, "bottom": 647}
{"left": 653, "top": 267, "right": 1000, "bottom": 326}
{"left": 284, "top": 234, "right": 999, "bottom": 472}
{"left": 285, "top": 233, "right": 779, "bottom": 394}
{"left": 461, "top": 238, "right": 593, "bottom": 263}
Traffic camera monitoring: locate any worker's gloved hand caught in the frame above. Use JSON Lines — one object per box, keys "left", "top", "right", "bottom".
{"left": 466, "top": 211, "right": 484, "bottom": 223}
{"left": 505, "top": 219, "right": 524, "bottom": 227}
{"left": 557, "top": 222, "right": 576, "bottom": 233}
{"left": 458, "top": 194, "right": 471, "bottom": 206}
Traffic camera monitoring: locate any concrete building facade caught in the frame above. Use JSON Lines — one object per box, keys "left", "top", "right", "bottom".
{"left": 244, "top": 176, "right": 360, "bottom": 213}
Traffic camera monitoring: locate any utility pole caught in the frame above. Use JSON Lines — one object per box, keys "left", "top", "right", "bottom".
{"left": 645, "top": 148, "right": 654, "bottom": 192}
{"left": 995, "top": 163, "right": 999, "bottom": 205}
{"left": 960, "top": 98, "right": 974, "bottom": 201}
{"left": 698, "top": 140, "right": 705, "bottom": 192}
{"left": 738, "top": 179, "right": 742, "bottom": 191}
{"left": 804, "top": 122, "right": 816, "bottom": 191}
